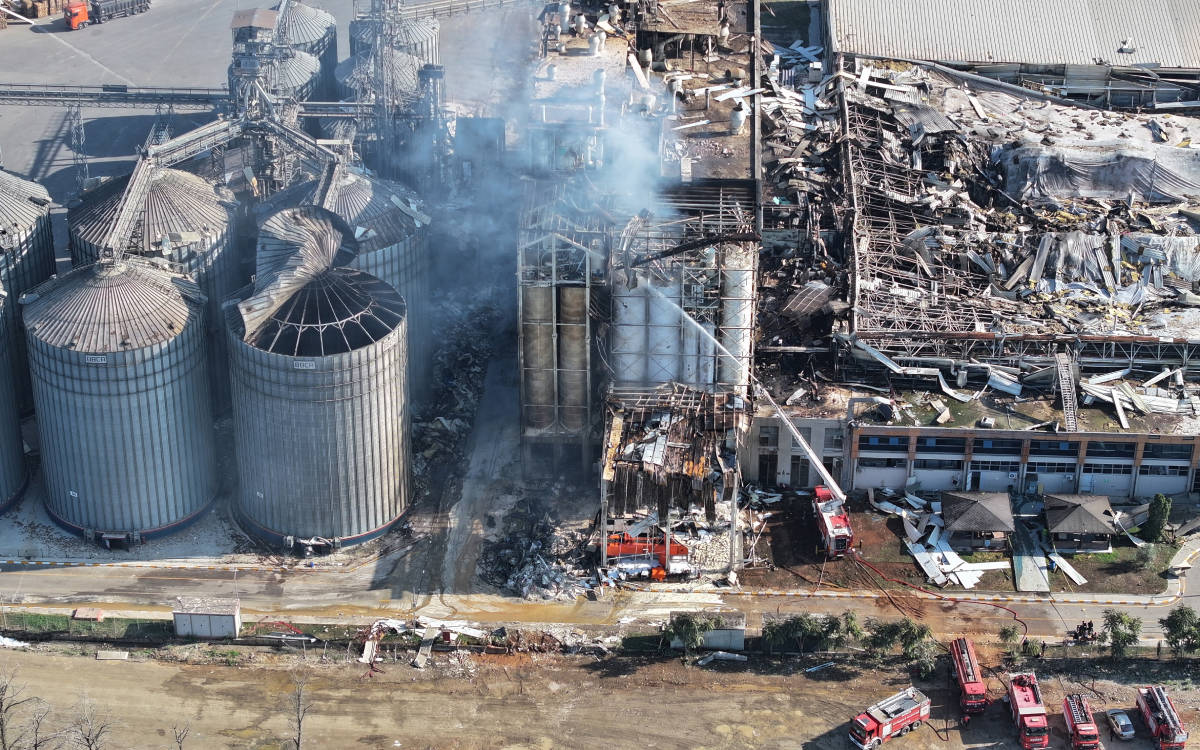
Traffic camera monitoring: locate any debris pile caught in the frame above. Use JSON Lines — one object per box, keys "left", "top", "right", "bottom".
{"left": 477, "top": 494, "right": 594, "bottom": 600}
{"left": 869, "top": 489, "right": 1010, "bottom": 589}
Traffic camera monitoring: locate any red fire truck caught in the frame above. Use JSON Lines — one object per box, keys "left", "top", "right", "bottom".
{"left": 1137, "top": 686, "right": 1189, "bottom": 750}
{"left": 1007, "top": 673, "right": 1049, "bottom": 749}
{"left": 950, "top": 637, "right": 988, "bottom": 713}
{"left": 1063, "top": 694, "right": 1101, "bottom": 750}
{"left": 849, "top": 687, "right": 931, "bottom": 749}
{"left": 813, "top": 485, "right": 853, "bottom": 557}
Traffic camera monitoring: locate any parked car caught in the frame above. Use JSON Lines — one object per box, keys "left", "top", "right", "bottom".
{"left": 1107, "top": 709, "right": 1135, "bottom": 740}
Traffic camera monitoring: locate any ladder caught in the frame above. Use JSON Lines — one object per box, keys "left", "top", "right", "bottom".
{"left": 1056, "top": 352, "right": 1079, "bottom": 432}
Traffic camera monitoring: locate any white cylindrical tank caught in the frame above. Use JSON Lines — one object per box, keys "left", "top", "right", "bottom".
{"left": 611, "top": 278, "right": 646, "bottom": 384}
{"left": 718, "top": 245, "right": 755, "bottom": 393}
{"left": 646, "top": 279, "right": 681, "bottom": 383}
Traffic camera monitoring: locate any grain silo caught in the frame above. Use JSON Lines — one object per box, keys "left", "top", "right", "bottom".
{"left": 256, "top": 169, "right": 432, "bottom": 399}
{"left": 0, "top": 284, "right": 28, "bottom": 512}
{"left": 348, "top": 17, "right": 439, "bottom": 65}
{"left": 229, "top": 206, "right": 410, "bottom": 549}
{"left": 335, "top": 50, "right": 421, "bottom": 106}
{"left": 21, "top": 259, "right": 216, "bottom": 542}
{"left": 0, "top": 169, "right": 57, "bottom": 410}
{"left": 273, "top": 0, "right": 337, "bottom": 100}
{"left": 68, "top": 168, "right": 241, "bottom": 410}
{"left": 273, "top": 49, "right": 323, "bottom": 102}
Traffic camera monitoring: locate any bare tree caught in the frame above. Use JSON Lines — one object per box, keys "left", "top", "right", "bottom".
{"left": 68, "top": 699, "right": 111, "bottom": 750}
{"left": 25, "top": 704, "right": 62, "bottom": 750}
{"left": 170, "top": 723, "right": 190, "bottom": 750}
{"left": 0, "top": 667, "right": 39, "bottom": 750}
{"left": 287, "top": 673, "right": 313, "bottom": 750}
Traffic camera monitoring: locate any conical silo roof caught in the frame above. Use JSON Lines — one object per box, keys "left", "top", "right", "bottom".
{"left": 258, "top": 169, "right": 427, "bottom": 252}
{"left": 23, "top": 260, "right": 204, "bottom": 353}
{"left": 335, "top": 51, "right": 421, "bottom": 103}
{"left": 0, "top": 170, "right": 51, "bottom": 238}
{"left": 272, "top": 0, "right": 334, "bottom": 47}
{"left": 70, "top": 168, "right": 232, "bottom": 254}
{"left": 273, "top": 49, "right": 321, "bottom": 90}
{"left": 349, "top": 17, "right": 438, "bottom": 60}
{"left": 241, "top": 206, "right": 403, "bottom": 356}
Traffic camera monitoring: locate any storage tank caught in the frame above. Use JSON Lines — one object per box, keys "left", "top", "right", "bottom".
{"left": 230, "top": 206, "right": 410, "bottom": 547}
{"left": 520, "top": 285, "right": 555, "bottom": 429}
{"left": 273, "top": 1, "right": 337, "bottom": 99}
{"left": 68, "top": 168, "right": 241, "bottom": 410}
{"left": 22, "top": 259, "right": 216, "bottom": 541}
{"left": 0, "top": 169, "right": 56, "bottom": 410}
{"left": 256, "top": 169, "right": 433, "bottom": 399}
{"left": 0, "top": 282, "right": 28, "bottom": 512}
{"left": 335, "top": 50, "right": 421, "bottom": 106}
{"left": 557, "top": 286, "right": 587, "bottom": 431}
{"left": 349, "top": 17, "right": 439, "bottom": 65}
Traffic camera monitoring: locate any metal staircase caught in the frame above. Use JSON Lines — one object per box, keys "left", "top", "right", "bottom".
{"left": 1055, "top": 352, "right": 1079, "bottom": 432}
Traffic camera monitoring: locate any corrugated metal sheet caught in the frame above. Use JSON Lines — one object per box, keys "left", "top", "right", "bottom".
{"left": 227, "top": 275, "right": 409, "bottom": 546}
{"left": 829, "top": 0, "right": 1200, "bottom": 68}
{"left": 24, "top": 260, "right": 215, "bottom": 536}
{"left": 0, "top": 170, "right": 55, "bottom": 410}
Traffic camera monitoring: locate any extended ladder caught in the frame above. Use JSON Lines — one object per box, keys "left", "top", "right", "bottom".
{"left": 1056, "top": 352, "right": 1078, "bottom": 432}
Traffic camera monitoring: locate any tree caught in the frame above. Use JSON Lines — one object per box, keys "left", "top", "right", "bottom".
{"left": 1160, "top": 605, "right": 1200, "bottom": 657}
{"left": 171, "top": 723, "right": 190, "bottom": 750}
{"left": 288, "top": 673, "right": 313, "bottom": 750}
{"left": 1102, "top": 609, "right": 1142, "bottom": 659}
{"left": 762, "top": 612, "right": 862, "bottom": 653}
{"left": 999, "top": 624, "right": 1022, "bottom": 659}
{"left": 68, "top": 699, "right": 111, "bottom": 750}
{"left": 0, "top": 667, "right": 38, "bottom": 750}
{"left": 1142, "top": 494, "right": 1171, "bottom": 543}
{"left": 665, "top": 614, "right": 717, "bottom": 654}
{"left": 24, "top": 704, "right": 60, "bottom": 750}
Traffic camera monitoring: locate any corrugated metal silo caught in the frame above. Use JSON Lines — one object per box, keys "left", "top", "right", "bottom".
{"left": 68, "top": 168, "right": 241, "bottom": 410}
{"left": 349, "top": 17, "right": 439, "bottom": 65}
{"left": 0, "top": 169, "right": 57, "bottom": 410}
{"left": 335, "top": 50, "right": 421, "bottom": 106}
{"left": 229, "top": 206, "right": 410, "bottom": 547}
{"left": 0, "top": 283, "right": 28, "bottom": 512}
{"left": 256, "top": 169, "right": 432, "bottom": 399}
{"left": 21, "top": 259, "right": 216, "bottom": 541}
{"left": 273, "top": 49, "right": 323, "bottom": 102}
{"left": 273, "top": 1, "right": 338, "bottom": 100}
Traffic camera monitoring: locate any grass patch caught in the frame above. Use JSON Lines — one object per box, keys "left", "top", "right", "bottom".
{"left": 0, "top": 614, "right": 172, "bottom": 640}
{"left": 1049, "top": 543, "right": 1174, "bottom": 594}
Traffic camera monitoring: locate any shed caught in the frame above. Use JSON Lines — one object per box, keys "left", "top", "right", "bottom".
{"left": 668, "top": 611, "right": 746, "bottom": 651}
{"left": 941, "top": 491, "right": 1014, "bottom": 550}
{"left": 1044, "top": 493, "right": 1116, "bottom": 552}
{"left": 173, "top": 597, "right": 241, "bottom": 639}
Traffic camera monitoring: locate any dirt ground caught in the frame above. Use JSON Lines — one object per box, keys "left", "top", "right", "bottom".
{"left": 0, "top": 645, "right": 1193, "bottom": 750}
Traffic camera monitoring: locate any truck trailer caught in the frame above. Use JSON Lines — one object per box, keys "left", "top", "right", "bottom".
{"left": 950, "top": 637, "right": 988, "bottom": 713}
{"left": 1137, "top": 686, "right": 1189, "bottom": 750}
{"left": 1007, "top": 673, "right": 1049, "bottom": 749}
{"left": 849, "top": 687, "right": 931, "bottom": 750}
{"left": 1063, "top": 694, "right": 1101, "bottom": 750}
{"left": 64, "top": 0, "right": 150, "bottom": 29}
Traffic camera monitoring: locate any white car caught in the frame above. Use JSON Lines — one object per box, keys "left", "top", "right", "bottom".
{"left": 1107, "top": 709, "right": 1135, "bottom": 740}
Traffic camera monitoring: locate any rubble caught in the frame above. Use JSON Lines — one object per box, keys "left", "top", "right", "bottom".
{"left": 477, "top": 489, "right": 594, "bottom": 600}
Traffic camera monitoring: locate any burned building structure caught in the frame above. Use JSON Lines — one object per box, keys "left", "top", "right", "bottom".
{"left": 516, "top": 0, "right": 764, "bottom": 563}
{"left": 747, "top": 0, "right": 1200, "bottom": 500}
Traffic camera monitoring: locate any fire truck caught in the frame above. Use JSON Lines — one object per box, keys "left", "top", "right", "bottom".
{"left": 1062, "top": 695, "right": 1101, "bottom": 750}
{"left": 848, "top": 687, "right": 931, "bottom": 749}
{"left": 1007, "top": 673, "right": 1050, "bottom": 749}
{"left": 605, "top": 532, "right": 691, "bottom": 576}
{"left": 1136, "top": 686, "right": 1189, "bottom": 750}
{"left": 949, "top": 637, "right": 988, "bottom": 713}
{"left": 813, "top": 485, "right": 853, "bottom": 557}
